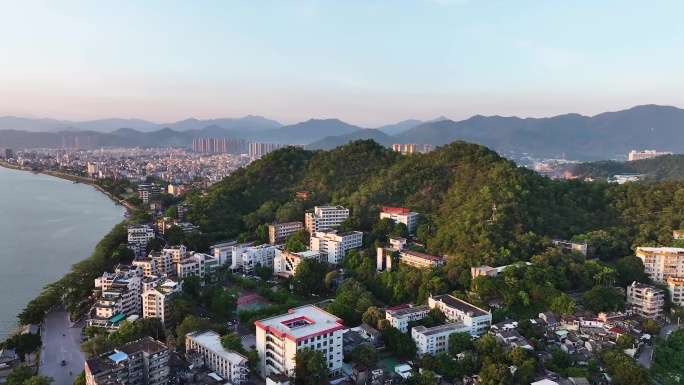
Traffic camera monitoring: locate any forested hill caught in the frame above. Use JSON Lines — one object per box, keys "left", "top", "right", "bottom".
{"left": 572, "top": 154, "right": 684, "bottom": 180}
{"left": 185, "top": 140, "right": 684, "bottom": 266}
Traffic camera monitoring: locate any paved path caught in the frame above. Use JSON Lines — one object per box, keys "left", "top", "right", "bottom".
{"left": 39, "top": 309, "right": 85, "bottom": 384}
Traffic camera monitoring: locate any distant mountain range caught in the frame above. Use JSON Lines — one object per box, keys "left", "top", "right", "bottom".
{"left": 1, "top": 105, "right": 683, "bottom": 160}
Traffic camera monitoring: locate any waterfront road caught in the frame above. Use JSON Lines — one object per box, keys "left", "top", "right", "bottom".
{"left": 39, "top": 309, "right": 85, "bottom": 384}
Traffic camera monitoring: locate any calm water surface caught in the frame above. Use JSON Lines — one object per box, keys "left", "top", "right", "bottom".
{"left": 0, "top": 167, "right": 125, "bottom": 340}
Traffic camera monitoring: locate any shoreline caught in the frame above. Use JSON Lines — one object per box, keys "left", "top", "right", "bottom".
{"left": 0, "top": 162, "right": 135, "bottom": 212}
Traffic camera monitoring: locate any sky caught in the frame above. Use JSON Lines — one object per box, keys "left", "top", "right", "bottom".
{"left": 0, "top": 0, "right": 683, "bottom": 127}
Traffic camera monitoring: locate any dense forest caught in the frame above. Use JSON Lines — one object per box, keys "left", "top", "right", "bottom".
{"left": 572, "top": 154, "right": 684, "bottom": 180}
{"left": 186, "top": 140, "right": 684, "bottom": 265}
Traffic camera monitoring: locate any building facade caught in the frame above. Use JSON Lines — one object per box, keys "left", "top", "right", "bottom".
{"left": 304, "top": 206, "right": 349, "bottom": 233}
{"left": 185, "top": 331, "right": 249, "bottom": 384}
{"left": 428, "top": 294, "right": 492, "bottom": 335}
{"left": 551, "top": 239, "right": 588, "bottom": 256}
{"left": 141, "top": 280, "right": 182, "bottom": 326}
{"left": 667, "top": 276, "right": 684, "bottom": 307}
{"left": 254, "top": 305, "right": 345, "bottom": 378}
{"left": 310, "top": 230, "right": 363, "bottom": 264}
{"left": 376, "top": 248, "right": 444, "bottom": 271}
{"left": 636, "top": 247, "right": 684, "bottom": 282}
{"left": 628, "top": 150, "right": 672, "bottom": 161}
{"left": 128, "top": 225, "right": 155, "bottom": 255}
{"left": 626, "top": 282, "right": 665, "bottom": 318}
{"left": 412, "top": 323, "right": 472, "bottom": 356}
{"left": 385, "top": 305, "right": 430, "bottom": 333}
{"left": 273, "top": 250, "right": 323, "bottom": 277}
{"left": 85, "top": 337, "right": 170, "bottom": 385}
{"left": 230, "top": 244, "right": 277, "bottom": 276}
{"left": 268, "top": 222, "right": 304, "bottom": 244}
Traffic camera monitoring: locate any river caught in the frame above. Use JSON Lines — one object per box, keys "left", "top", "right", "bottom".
{"left": 0, "top": 166, "right": 126, "bottom": 340}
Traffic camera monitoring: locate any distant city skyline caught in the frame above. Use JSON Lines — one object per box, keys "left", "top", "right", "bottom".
{"left": 1, "top": 0, "right": 683, "bottom": 126}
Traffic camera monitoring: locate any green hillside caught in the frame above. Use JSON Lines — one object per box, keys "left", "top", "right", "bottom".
{"left": 186, "top": 140, "right": 684, "bottom": 266}
{"left": 573, "top": 154, "right": 684, "bottom": 180}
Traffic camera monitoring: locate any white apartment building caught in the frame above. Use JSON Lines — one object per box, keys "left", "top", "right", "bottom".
{"left": 377, "top": 248, "right": 444, "bottom": 271}
{"left": 628, "top": 150, "right": 672, "bottom": 161}
{"left": 412, "top": 322, "right": 472, "bottom": 356}
{"left": 186, "top": 331, "right": 249, "bottom": 384}
{"left": 379, "top": 208, "right": 420, "bottom": 235}
{"left": 304, "top": 206, "right": 349, "bottom": 233}
{"left": 310, "top": 230, "right": 363, "bottom": 265}
{"left": 162, "top": 245, "right": 187, "bottom": 263}
{"left": 141, "top": 280, "right": 182, "bottom": 325}
{"left": 667, "top": 276, "right": 684, "bottom": 307}
{"left": 273, "top": 250, "right": 323, "bottom": 278}
{"left": 133, "top": 257, "right": 158, "bottom": 277}
{"left": 90, "top": 265, "right": 144, "bottom": 328}
{"left": 269, "top": 222, "right": 304, "bottom": 244}
{"left": 626, "top": 282, "right": 665, "bottom": 318}
{"left": 428, "top": 294, "right": 492, "bottom": 335}
{"left": 636, "top": 247, "right": 684, "bottom": 282}
{"left": 255, "top": 305, "right": 344, "bottom": 378}
{"left": 211, "top": 241, "right": 237, "bottom": 266}
{"left": 385, "top": 305, "right": 430, "bottom": 333}
{"left": 231, "top": 244, "right": 277, "bottom": 276}
{"left": 176, "top": 253, "right": 219, "bottom": 280}
{"left": 552, "top": 239, "right": 588, "bottom": 256}
{"left": 128, "top": 225, "right": 155, "bottom": 255}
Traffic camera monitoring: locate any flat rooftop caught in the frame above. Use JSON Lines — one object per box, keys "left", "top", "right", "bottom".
{"left": 413, "top": 322, "right": 469, "bottom": 336}
{"left": 272, "top": 221, "right": 303, "bottom": 227}
{"left": 387, "top": 305, "right": 430, "bottom": 318}
{"left": 255, "top": 305, "right": 344, "bottom": 342}
{"left": 400, "top": 250, "right": 443, "bottom": 262}
{"left": 86, "top": 352, "right": 120, "bottom": 376}
{"left": 186, "top": 331, "right": 247, "bottom": 365}
{"left": 431, "top": 294, "right": 489, "bottom": 317}
{"left": 118, "top": 336, "right": 167, "bottom": 355}
{"left": 637, "top": 247, "right": 684, "bottom": 254}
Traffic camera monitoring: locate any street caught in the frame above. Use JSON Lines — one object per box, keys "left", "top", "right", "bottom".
{"left": 38, "top": 309, "right": 85, "bottom": 384}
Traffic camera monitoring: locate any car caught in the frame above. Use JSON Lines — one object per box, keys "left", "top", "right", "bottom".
{"left": 61, "top": 360, "right": 66, "bottom": 366}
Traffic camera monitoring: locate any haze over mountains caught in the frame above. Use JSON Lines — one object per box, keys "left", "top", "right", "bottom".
{"left": 1, "top": 105, "right": 683, "bottom": 160}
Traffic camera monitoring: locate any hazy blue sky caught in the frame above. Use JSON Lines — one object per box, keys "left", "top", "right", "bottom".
{"left": 0, "top": 0, "right": 682, "bottom": 126}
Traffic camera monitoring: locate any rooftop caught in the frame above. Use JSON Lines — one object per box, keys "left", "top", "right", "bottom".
{"left": 118, "top": 336, "right": 168, "bottom": 355}
{"left": 637, "top": 247, "right": 684, "bottom": 254}
{"left": 186, "top": 331, "right": 247, "bottom": 365}
{"left": 86, "top": 352, "right": 120, "bottom": 375}
{"left": 430, "top": 294, "right": 489, "bottom": 317}
{"left": 413, "top": 322, "right": 469, "bottom": 336}
{"left": 271, "top": 221, "right": 303, "bottom": 227}
{"left": 386, "top": 305, "right": 430, "bottom": 318}
{"left": 255, "top": 305, "right": 344, "bottom": 343}
{"left": 400, "top": 250, "right": 443, "bottom": 262}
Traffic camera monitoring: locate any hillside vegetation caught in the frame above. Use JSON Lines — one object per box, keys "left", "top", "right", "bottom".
{"left": 573, "top": 154, "right": 684, "bottom": 180}
{"left": 186, "top": 140, "right": 684, "bottom": 265}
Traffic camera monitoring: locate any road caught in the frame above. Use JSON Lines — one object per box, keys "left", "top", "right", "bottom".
{"left": 39, "top": 309, "right": 85, "bottom": 384}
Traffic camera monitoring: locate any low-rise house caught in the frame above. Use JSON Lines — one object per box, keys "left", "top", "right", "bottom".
{"left": 539, "top": 312, "right": 558, "bottom": 328}
{"left": 569, "top": 353, "right": 589, "bottom": 366}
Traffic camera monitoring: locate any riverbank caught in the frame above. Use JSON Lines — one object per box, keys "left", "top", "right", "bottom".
{"left": 0, "top": 162, "right": 135, "bottom": 211}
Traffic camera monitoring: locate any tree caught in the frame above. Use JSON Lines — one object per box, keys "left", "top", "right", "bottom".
{"left": 583, "top": 285, "right": 625, "bottom": 313}
{"left": 254, "top": 223, "right": 270, "bottom": 245}
{"left": 220, "top": 333, "right": 243, "bottom": 352}
{"left": 548, "top": 346, "right": 571, "bottom": 373}
{"left": 516, "top": 319, "right": 544, "bottom": 340}
{"left": 175, "top": 316, "right": 212, "bottom": 342}
{"left": 286, "top": 230, "right": 310, "bottom": 248}
{"left": 292, "top": 348, "right": 329, "bottom": 385}
{"left": 479, "top": 362, "right": 513, "bottom": 385}
{"left": 549, "top": 293, "right": 575, "bottom": 315}
{"left": 185, "top": 232, "right": 209, "bottom": 252}
{"left": 404, "top": 370, "right": 439, "bottom": 385}
{"left": 6, "top": 365, "right": 37, "bottom": 385}
{"left": 474, "top": 333, "right": 504, "bottom": 363}
{"left": 3, "top": 333, "right": 42, "bottom": 361}
{"left": 640, "top": 318, "right": 661, "bottom": 336}
{"left": 471, "top": 275, "right": 500, "bottom": 300}
{"left": 284, "top": 238, "right": 307, "bottom": 253}
{"left": 166, "top": 296, "right": 195, "bottom": 327}
{"left": 422, "top": 308, "right": 446, "bottom": 327}
{"left": 275, "top": 200, "right": 305, "bottom": 223}
{"left": 80, "top": 334, "right": 116, "bottom": 359}
{"left": 164, "top": 226, "right": 185, "bottom": 245}
{"left": 293, "top": 259, "right": 328, "bottom": 296}
{"left": 164, "top": 206, "right": 178, "bottom": 218}
{"left": 361, "top": 307, "right": 385, "bottom": 327}
{"left": 254, "top": 263, "right": 273, "bottom": 281}
{"left": 182, "top": 275, "right": 203, "bottom": 301}
{"left": 24, "top": 376, "right": 54, "bottom": 385}
{"left": 616, "top": 334, "right": 636, "bottom": 350}
{"left": 145, "top": 238, "right": 163, "bottom": 253}
{"left": 614, "top": 256, "right": 648, "bottom": 287}
{"left": 377, "top": 319, "right": 391, "bottom": 331}
{"left": 448, "top": 332, "right": 473, "bottom": 356}
{"left": 73, "top": 371, "right": 85, "bottom": 385}
{"left": 351, "top": 344, "right": 379, "bottom": 368}
{"left": 324, "top": 270, "right": 339, "bottom": 290}
{"left": 514, "top": 359, "right": 536, "bottom": 385}
{"left": 210, "top": 289, "right": 238, "bottom": 319}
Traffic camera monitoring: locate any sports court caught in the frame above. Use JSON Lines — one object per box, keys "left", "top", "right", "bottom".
{"left": 236, "top": 293, "right": 271, "bottom": 311}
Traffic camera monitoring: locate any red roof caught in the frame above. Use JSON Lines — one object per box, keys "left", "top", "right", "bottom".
{"left": 608, "top": 327, "right": 627, "bottom": 334}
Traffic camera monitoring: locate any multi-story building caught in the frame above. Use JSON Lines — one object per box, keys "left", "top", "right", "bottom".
{"left": 412, "top": 322, "right": 472, "bottom": 356}
{"left": 626, "top": 282, "right": 665, "bottom": 318}
{"left": 304, "top": 206, "right": 350, "bottom": 233}
{"left": 636, "top": 247, "right": 684, "bottom": 282}
{"left": 273, "top": 250, "right": 323, "bottom": 278}
{"left": 176, "top": 253, "right": 219, "bottom": 280}
{"left": 0, "top": 148, "right": 14, "bottom": 159}
{"left": 162, "top": 245, "right": 187, "bottom": 263}
{"left": 428, "top": 294, "right": 492, "bottom": 335}
{"left": 85, "top": 337, "right": 170, "bottom": 385}
{"left": 552, "top": 239, "right": 588, "bottom": 256}
{"left": 128, "top": 225, "right": 155, "bottom": 256}
{"left": 132, "top": 257, "right": 157, "bottom": 278}
{"left": 148, "top": 251, "right": 174, "bottom": 276}
{"left": 667, "top": 276, "right": 684, "bottom": 307}
{"left": 211, "top": 241, "right": 237, "bottom": 266}
{"left": 385, "top": 305, "right": 430, "bottom": 333}
{"left": 90, "top": 265, "right": 144, "bottom": 328}
{"left": 377, "top": 248, "right": 444, "bottom": 271}
{"left": 138, "top": 184, "right": 164, "bottom": 203}
{"left": 87, "top": 162, "right": 100, "bottom": 176}
{"left": 268, "top": 222, "right": 304, "bottom": 244}
{"left": 141, "top": 280, "right": 182, "bottom": 326}
{"left": 254, "top": 305, "right": 344, "bottom": 378}
{"left": 230, "top": 244, "right": 277, "bottom": 276}
{"left": 674, "top": 230, "right": 684, "bottom": 240}
{"left": 470, "top": 266, "right": 499, "bottom": 279}
{"left": 185, "top": 331, "right": 249, "bottom": 384}
{"left": 628, "top": 150, "right": 672, "bottom": 161}
{"left": 379, "top": 207, "right": 420, "bottom": 235}
{"left": 310, "top": 230, "right": 363, "bottom": 265}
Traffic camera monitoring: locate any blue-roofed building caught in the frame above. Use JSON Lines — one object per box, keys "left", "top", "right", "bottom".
{"left": 85, "top": 336, "right": 169, "bottom": 385}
